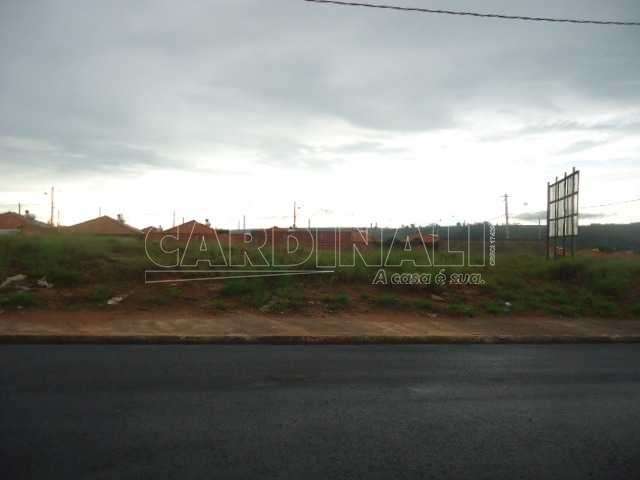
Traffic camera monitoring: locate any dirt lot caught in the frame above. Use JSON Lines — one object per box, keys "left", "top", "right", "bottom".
{"left": 2, "top": 308, "right": 640, "bottom": 340}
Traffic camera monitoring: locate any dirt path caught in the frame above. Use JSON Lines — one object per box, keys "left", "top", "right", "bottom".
{"left": 2, "top": 309, "right": 640, "bottom": 340}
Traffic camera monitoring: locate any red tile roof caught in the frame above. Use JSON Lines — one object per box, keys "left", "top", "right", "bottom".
{"left": 0, "top": 212, "right": 51, "bottom": 231}
{"left": 163, "top": 220, "right": 217, "bottom": 236}
{"left": 65, "top": 216, "right": 142, "bottom": 236}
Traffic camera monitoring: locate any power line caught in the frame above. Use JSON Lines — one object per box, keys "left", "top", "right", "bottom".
{"left": 582, "top": 196, "right": 640, "bottom": 209}
{"left": 304, "top": 0, "right": 640, "bottom": 26}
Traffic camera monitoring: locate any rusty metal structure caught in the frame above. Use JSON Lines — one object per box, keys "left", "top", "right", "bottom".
{"left": 547, "top": 167, "right": 580, "bottom": 259}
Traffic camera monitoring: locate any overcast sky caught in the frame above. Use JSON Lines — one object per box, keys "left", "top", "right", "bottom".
{"left": 1, "top": 0, "right": 639, "bottom": 228}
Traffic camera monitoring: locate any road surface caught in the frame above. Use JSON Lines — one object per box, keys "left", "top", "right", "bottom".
{"left": 1, "top": 345, "right": 639, "bottom": 479}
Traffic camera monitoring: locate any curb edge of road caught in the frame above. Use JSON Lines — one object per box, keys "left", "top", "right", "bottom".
{"left": 2, "top": 334, "right": 640, "bottom": 345}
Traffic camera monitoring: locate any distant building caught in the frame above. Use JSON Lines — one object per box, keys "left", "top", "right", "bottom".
{"left": 230, "top": 227, "right": 370, "bottom": 251}
{"left": 0, "top": 211, "right": 52, "bottom": 236}
{"left": 163, "top": 220, "right": 224, "bottom": 238}
{"left": 65, "top": 215, "right": 142, "bottom": 236}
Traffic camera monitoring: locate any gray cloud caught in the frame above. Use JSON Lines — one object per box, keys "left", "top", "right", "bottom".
{"left": 515, "top": 210, "right": 607, "bottom": 221}
{"left": 1, "top": 0, "right": 640, "bottom": 181}
{"left": 556, "top": 139, "right": 611, "bottom": 155}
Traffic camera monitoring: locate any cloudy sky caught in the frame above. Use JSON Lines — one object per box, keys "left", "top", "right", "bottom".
{"left": 1, "top": 0, "right": 639, "bottom": 228}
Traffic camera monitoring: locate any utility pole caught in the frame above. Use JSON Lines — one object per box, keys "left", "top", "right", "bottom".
{"left": 49, "top": 186, "right": 55, "bottom": 226}
{"left": 503, "top": 193, "right": 510, "bottom": 240}
{"left": 538, "top": 217, "right": 542, "bottom": 241}
{"left": 243, "top": 215, "right": 246, "bottom": 231}
{"left": 172, "top": 210, "right": 176, "bottom": 228}
{"left": 99, "top": 207, "right": 102, "bottom": 217}
{"left": 18, "top": 202, "right": 21, "bottom": 215}
{"left": 293, "top": 201, "right": 297, "bottom": 229}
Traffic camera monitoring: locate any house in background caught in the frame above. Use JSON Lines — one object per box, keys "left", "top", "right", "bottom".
{"left": 64, "top": 215, "right": 142, "bottom": 236}
{"left": 160, "top": 220, "right": 229, "bottom": 245}
{"left": 0, "top": 211, "right": 52, "bottom": 236}
{"left": 141, "top": 226, "right": 162, "bottom": 235}
{"left": 163, "top": 220, "right": 223, "bottom": 238}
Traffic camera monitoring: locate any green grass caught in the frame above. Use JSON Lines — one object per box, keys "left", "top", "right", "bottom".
{"left": 88, "top": 286, "right": 115, "bottom": 304}
{"left": 482, "top": 301, "right": 506, "bottom": 315}
{"left": 204, "top": 298, "right": 228, "bottom": 311}
{"left": 447, "top": 303, "right": 476, "bottom": 317}
{"left": 372, "top": 294, "right": 402, "bottom": 308}
{"left": 0, "top": 291, "right": 37, "bottom": 308}
{"left": 323, "top": 293, "right": 351, "bottom": 310}
{"left": 1, "top": 235, "right": 639, "bottom": 317}
{"left": 413, "top": 298, "right": 435, "bottom": 312}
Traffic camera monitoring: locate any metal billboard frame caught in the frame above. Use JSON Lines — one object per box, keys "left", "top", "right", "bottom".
{"left": 546, "top": 167, "right": 580, "bottom": 259}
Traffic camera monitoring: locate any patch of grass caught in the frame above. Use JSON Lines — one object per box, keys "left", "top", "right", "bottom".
{"left": 590, "top": 273, "right": 631, "bottom": 299}
{"left": 89, "top": 286, "right": 115, "bottom": 304}
{"left": 221, "top": 279, "right": 261, "bottom": 297}
{"left": 0, "top": 291, "right": 37, "bottom": 308}
{"left": 167, "top": 286, "right": 183, "bottom": 298}
{"left": 323, "top": 293, "right": 351, "bottom": 310}
{"left": 372, "top": 293, "right": 401, "bottom": 308}
{"left": 413, "top": 298, "right": 435, "bottom": 312}
{"left": 205, "top": 298, "right": 228, "bottom": 311}
{"left": 46, "top": 267, "right": 82, "bottom": 287}
{"left": 581, "top": 296, "right": 620, "bottom": 318}
{"left": 482, "top": 301, "right": 505, "bottom": 315}
{"left": 260, "top": 288, "right": 306, "bottom": 313}
{"left": 547, "top": 259, "right": 588, "bottom": 282}
{"left": 543, "top": 303, "right": 581, "bottom": 318}
{"left": 447, "top": 303, "right": 476, "bottom": 317}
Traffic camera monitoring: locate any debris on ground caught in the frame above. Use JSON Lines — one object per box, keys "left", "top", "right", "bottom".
{"left": 0, "top": 274, "right": 27, "bottom": 290}
{"left": 431, "top": 294, "right": 445, "bottom": 302}
{"left": 107, "top": 294, "right": 129, "bottom": 306}
{"left": 37, "top": 277, "right": 54, "bottom": 289}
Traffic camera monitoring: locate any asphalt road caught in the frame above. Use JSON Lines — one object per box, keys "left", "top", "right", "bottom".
{"left": 1, "top": 345, "right": 640, "bottom": 479}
